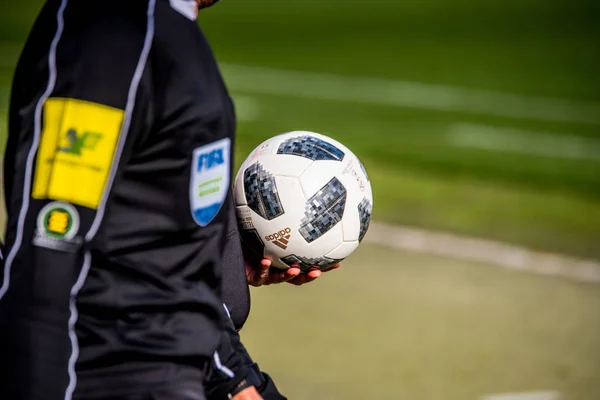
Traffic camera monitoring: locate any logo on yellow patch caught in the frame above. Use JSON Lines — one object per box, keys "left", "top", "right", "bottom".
{"left": 57, "top": 129, "right": 103, "bottom": 156}
{"left": 37, "top": 202, "right": 79, "bottom": 240}
{"left": 32, "top": 97, "right": 124, "bottom": 210}
{"left": 33, "top": 201, "right": 82, "bottom": 252}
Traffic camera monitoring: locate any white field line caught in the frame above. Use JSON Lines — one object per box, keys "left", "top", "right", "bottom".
{"left": 482, "top": 391, "right": 561, "bottom": 400}
{"left": 364, "top": 222, "right": 600, "bottom": 284}
{"left": 1, "top": 40, "right": 599, "bottom": 125}
{"left": 448, "top": 123, "right": 600, "bottom": 161}
{"left": 3, "top": 61, "right": 600, "bottom": 125}
{"left": 220, "top": 64, "right": 600, "bottom": 125}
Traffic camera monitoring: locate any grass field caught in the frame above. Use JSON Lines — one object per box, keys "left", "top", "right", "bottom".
{"left": 243, "top": 244, "right": 600, "bottom": 400}
{"left": 1, "top": 2, "right": 600, "bottom": 399}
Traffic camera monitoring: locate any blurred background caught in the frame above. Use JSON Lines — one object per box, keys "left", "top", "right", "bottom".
{"left": 1, "top": 0, "right": 599, "bottom": 399}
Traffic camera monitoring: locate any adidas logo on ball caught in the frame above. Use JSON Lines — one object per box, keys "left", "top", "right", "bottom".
{"left": 265, "top": 227, "right": 292, "bottom": 250}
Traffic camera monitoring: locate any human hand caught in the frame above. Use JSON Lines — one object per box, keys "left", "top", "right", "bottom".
{"left": 286, "top": 262, "right": 340, "bottom": 286}
{"left": 245, "top": 258, "right": 340, "bottom": 287}
{"left": 231, "top": 386, "right": 263, "bottom": 400}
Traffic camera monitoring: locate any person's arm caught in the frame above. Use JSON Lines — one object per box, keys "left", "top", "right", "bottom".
{"left": 204, "top": 304, "right": 287, "bottom": 400}
{"left": 204, "top": 214, "right": 285, "bottom": 400}
{"left": 205, "top": 202, "right": 336, "bottom": 400}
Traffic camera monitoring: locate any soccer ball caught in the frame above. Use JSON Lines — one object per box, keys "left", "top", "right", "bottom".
{"left": 233, "top": 131, "right": 373, "bottom": 271}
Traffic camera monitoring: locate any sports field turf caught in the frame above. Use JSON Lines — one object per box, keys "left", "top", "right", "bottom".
{"left": 244, "top": 244, "right": 600, "bottom": 400}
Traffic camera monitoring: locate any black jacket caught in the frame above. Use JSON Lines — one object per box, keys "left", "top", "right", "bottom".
{"left": 1, "top": 0, "right": 234, "bottom": 397}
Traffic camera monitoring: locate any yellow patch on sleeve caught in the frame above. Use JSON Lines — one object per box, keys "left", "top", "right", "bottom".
{"left": 32, "top": 97, "right": 125, "bottom": 210}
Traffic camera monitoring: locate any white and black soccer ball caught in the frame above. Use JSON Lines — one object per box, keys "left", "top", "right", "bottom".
{"left": 233, "top": 131, "right": 373, "bottom": 271}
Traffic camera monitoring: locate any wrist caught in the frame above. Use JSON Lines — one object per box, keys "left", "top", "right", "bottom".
{"left": 231, "top": 386, "right": 261, "bottom": 400}
{"left": 230, "top": 364, "right": 265, "bottom": 397}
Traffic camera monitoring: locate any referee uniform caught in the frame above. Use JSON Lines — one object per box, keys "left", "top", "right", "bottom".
{"left": 1, "top": 0, "right": 235, "bottom": 398}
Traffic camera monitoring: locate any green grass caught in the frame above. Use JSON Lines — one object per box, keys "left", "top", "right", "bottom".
{"left": 200, "top": 0, "right": 600, "bottom": 100}
{"left": 243, "top": 243, "right": 600, "bottom": 400}
{"left": 1, "top": 0, "right": 600, "bottom": 258}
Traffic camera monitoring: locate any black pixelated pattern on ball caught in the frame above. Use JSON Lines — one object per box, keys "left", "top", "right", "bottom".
{"left": 244, "top": 162, "right": 284, "bottom": 220}
{"left": 277, "top": 135, "right": 345, "bottom": 161}
{"left": 358, "top": 197, "right": 372, "bottom": 242}
{"left": 299, "top": 177, "right": 346, "bottom": 243}
{"left": 281, "top": 254, "right": 343, "bottom": 272}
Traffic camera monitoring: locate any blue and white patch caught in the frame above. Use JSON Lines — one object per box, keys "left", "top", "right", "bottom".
{"left": 190, "top": 138, "right": 231, "bottom": 227}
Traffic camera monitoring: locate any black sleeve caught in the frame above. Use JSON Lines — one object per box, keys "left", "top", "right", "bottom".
{"left": 4, "top": 0, "right": 152, "bottom": 246}
{"left": 220, "top": 200, "right": 251, "bottom": 330}
{"left": 0, "top": 1, "right": 153, "bottom": 397}
{"left": 204, "top": 200, "right": 285, "bottom": 399}
{"left": 204, "top": 304, "right": 287, "bottom": 400}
